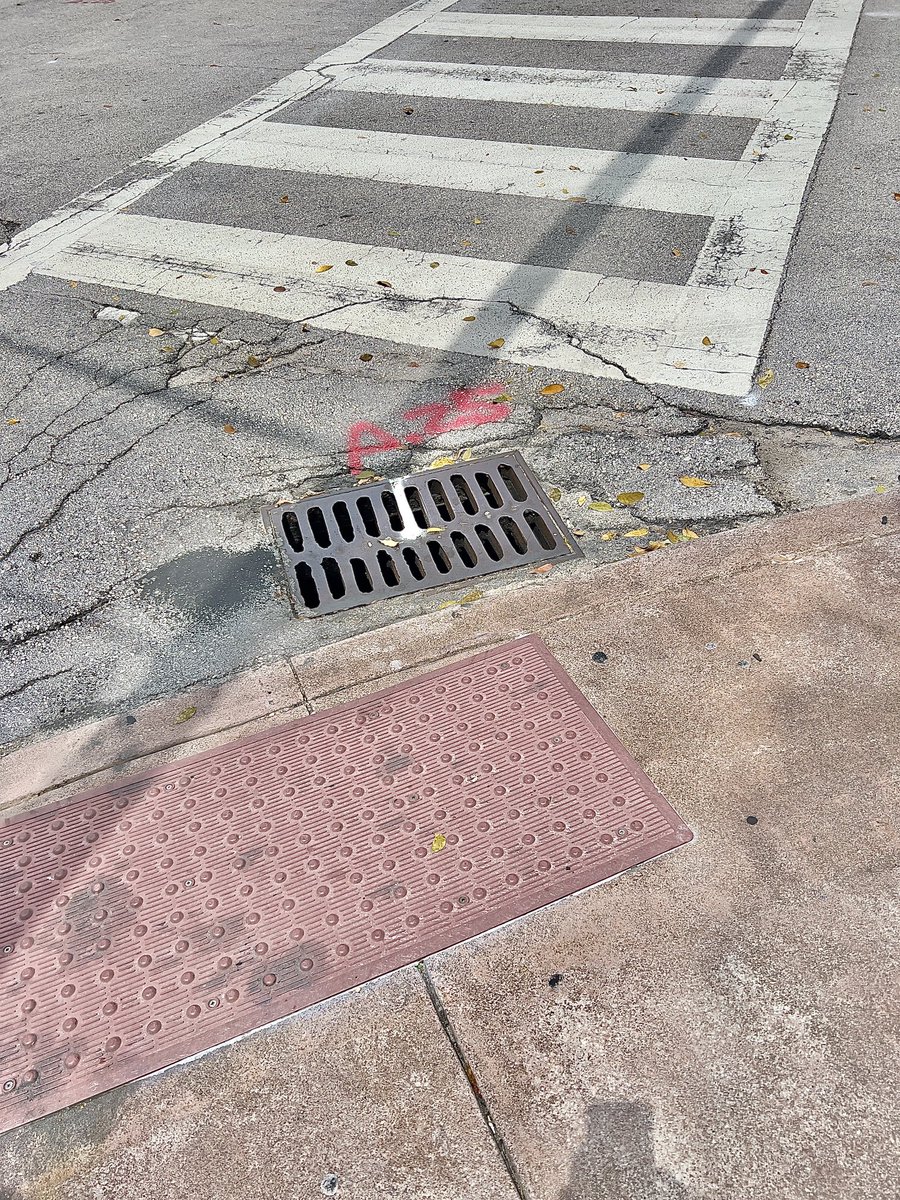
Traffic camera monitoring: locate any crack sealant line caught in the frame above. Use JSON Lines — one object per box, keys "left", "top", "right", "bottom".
{"left": 0, "top": 0, "right": 460, "bottom": 293}
{"left": 416, "top": 961, "right": 529, "bottom": 1200}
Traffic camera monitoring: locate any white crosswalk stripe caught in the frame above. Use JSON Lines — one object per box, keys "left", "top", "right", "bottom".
{"left": 0, "top": 0, "right": 865, "bottom": 397}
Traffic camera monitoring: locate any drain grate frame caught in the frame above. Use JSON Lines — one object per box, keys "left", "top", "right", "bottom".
{"left": 266, "top": 452, "right": 582, "bottom": 616}
{"left": 0, "top": 636, "right": 693, "bottom": 1133}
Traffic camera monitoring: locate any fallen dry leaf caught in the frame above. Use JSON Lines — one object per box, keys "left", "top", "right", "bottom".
{"left": 345, "top": 259, "right": 358, "bottom": 267}
{"left": 223, "top": 424, "right": 236, "bottom": 434}
{"left": 148, "top": 328, "right": 164, "bottom": 337}
{"left": 462, "top": 315, "right": 477, "bottom": 322}
{"left": 175, "top": 705, "right": 197, "bottom": 724}
{"left": 273, "top": 285, "right": 287, "bottom": 293}
{"left": 359, "top": 353, "right": 373, "bottom": 362}
{"left": 426, "top": 526, "right": 444, "bottom": 533}
{"left": 429, "top": 262, "right": 440, "bottom": 268}
{"left": 648, "top": 540, "right": 667, "bottom": 550}
{"left": 488, "top": 338, "right": 505, "bottom": 349}
{"left": 637, "top": 463, "right": 650, "bottom": 471}
{"left": 548, "top": 487, "right": 562, "bottom": 502}
{"left": 666, "top": 531, "right": 680, "bottom": 544}
{"left": 588, "top": 501, "right": 613, "bottom": 512}
{"left": 672, "top": 247, "right": 683, "bottom": 257}
{"left": 541, "top": 383, "right": 564, "bottom": 395}
{"left": 6, "top": 418, "right": 20, "bottom": 425}
{"left": 376, "top": 280, "right": 392, "bottom": 288}
{"left": 681, "top": 528, "right": 699, "bottom": 539}
{"left": 430, "top": 833, "right": 447, "bottom": 853}
{"left": 617, "top": 491, "right": 645, "bottom": 505}
{"left": 875, "top": 484, "right": 887, "bottom": 494}
{"left": 380, "top": 537, "right": 399, "bottom": 547}
{"left": 532, "top": 563, "right": 555, "bottom": 575}
{"left": 599, "top": 531, "right": 618, "bottom": 541}
{"left": 246, "top": 355, "right": 260, "bottom": 367}
{"left": 679, "top": 476, "right": 711, "bottom": 488}
{"left": 279, "top": 195, "right": 289, "bottom": 204}
{"left": 623, "top": 527, "right": 649, "bottom": 538}
{"left": 387, "top": 229, "right": 400, "bottom": 237}
{"left": 429, "top": 455, "right": 457, "bottom": 469}
{"left": 438, "top": 589, "right": 483, "bottom": 610}
{"left": 795, "top": 361, "right": 810, "bottom": 369}
{"left": 757, "top": 368, "right": 775, "bottom": 388}
{"left": 702, "top": 336, "right": 713, "bottom": 347}
{"left": 461, "top": 448, "right": 474, "bottom": 462}
{"left": 315, "top": 264, "right": 333, "bottom": 273}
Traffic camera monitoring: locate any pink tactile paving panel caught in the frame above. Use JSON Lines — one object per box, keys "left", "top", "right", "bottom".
{"left": 0, "top": 636, "right": 693, "bottom": 1132}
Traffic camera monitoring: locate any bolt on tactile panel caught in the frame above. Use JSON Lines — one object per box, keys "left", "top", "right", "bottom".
{"left": 266, "top": 452, "right": 581, "bottom": 616}
{"left": 0, "top": 636, "right": 692, "bottom": 1133}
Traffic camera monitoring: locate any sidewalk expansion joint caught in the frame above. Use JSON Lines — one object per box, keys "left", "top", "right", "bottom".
{"left": 417, "top": 960, "right": 529, "bottom": 1200}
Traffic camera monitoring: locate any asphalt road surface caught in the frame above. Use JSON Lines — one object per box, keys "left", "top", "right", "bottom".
{"left": 1, "top": 0, "right": 898, "bottom": 748}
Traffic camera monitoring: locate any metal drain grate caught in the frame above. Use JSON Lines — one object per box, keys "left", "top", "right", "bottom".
{"left": 0, "top": 636, "right": 692, "bottom": 1132}
{"left": 267, "top": 452, "right": 581, "bottom": 616}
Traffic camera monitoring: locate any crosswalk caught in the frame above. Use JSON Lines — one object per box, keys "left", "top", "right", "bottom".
{"left": 1, "top": 0, "right": 864, "bottom": 397}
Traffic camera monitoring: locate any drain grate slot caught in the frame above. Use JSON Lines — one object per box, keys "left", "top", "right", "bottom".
{"left": 268, "top": 452, "right": 581, "bottom": 616}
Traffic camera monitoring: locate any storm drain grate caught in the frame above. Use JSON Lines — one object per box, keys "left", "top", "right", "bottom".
{"left": 267, "top": 452, "right": 581, "bottom": 616}
{"left": 0, "top": 636, "right": 692, "bottom": 1132}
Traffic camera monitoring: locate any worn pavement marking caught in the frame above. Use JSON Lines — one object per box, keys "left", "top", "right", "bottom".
{"left": 0, "top": 0, "right": 866, "bottom": 396}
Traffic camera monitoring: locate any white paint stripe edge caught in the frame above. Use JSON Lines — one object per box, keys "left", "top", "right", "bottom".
{"left": 0, "top": 0, "right": 461, "bottom": 291}
{"left": 210, "top": 122, "right": 806, "bottom": 220}
{"left": 36, "top": 213, "right": 775, "bottom": 395}
{"left": 329, "top": 60, "right": 836, "bottom": 121}
{"left": 417, "top": 12, "right": 803, "bottom": 45}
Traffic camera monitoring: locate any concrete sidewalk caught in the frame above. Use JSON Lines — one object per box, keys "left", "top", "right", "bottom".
{"left": 1, "top": 489, "right": 898, "bottom": 1199}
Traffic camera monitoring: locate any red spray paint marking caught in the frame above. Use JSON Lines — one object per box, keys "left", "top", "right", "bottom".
{"left": 347, "top": 383, "right": 511, "bottom": 473}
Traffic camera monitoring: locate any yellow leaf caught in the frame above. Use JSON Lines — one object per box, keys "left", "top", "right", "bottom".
{"left": 600, "top": 531, "right": 618, "bottom": 541}
{"left": 648, "top": 541, "right": 667, "bottom": 550}
{"left": 430, "top": 834, "right": 447, "bottom": 853}
{"left": 429, "top": 262, "right": 440, "bottom": 268}
{"left": 629, "top": 547, "right": 648, "bottom": 556}
{"left": 426, "top": 526, "right": 444, "bottom": 533}
{"left": 637, "top": 463, "right": 650, "bottom": 470}
{"left": 246, "top": 355, "right": 260, "bottom": 367}
{"left": 473, "top": 217, "right": 482, "bottom": 224}
{"left": 757, "top": 368, "right": 775, "bottom": 388}
{"left": 681, "top": 528, "right": 699, "bottom": 539}
{"left": 209, "top": 335, "right": 219, "bottom": 346}
{"left": 617, "top": 491, "right": 644, "bottom": 505}
{"left": 429, "top": 455, "right": 456, "bottom": 469}
{"left": 702, "top": 336, "right": 713, "bottom": 347}
{"left": 387, "top": 229, "right": 400, "bottom": 237}
{"left": 148, "top": 328, "right": 164, "bottom": 337}
{"left": 315, "top": 264, "right": 333, "bottom": 273}
{"left": 438, "top": 589, "right": 482, "bottom": 610}
{"left": 548, "top": 487, "right": 562, "bottom": 502}
{"left": 672, "top": 247, "right": 683, "bottom": 257}
{"left": 588, "top": 501, "right": 613, "bottom": 511}
{"left": 488, "top": 338, "right": 505, "bottom": 349}
{"left": 223, "top": 424, "right": 236, "bottom": 434}
{"left": 679, "top": 476, "right": 712, "bottom": 488}
{"left": 6, "top": 417, "right": 20, "bottom": 425}
{"left": 541, "top": 383, "right": 564, "bottom": 395}
{"left": 68, "top": 280, "right": 78, "bottom": 287}
{"left": 461, "top": 448, "right": 474, "bottom": 462}
{"left": 380, "top": 538, "right": 399, "bottom": 547}
{"left": 623, "top": 528, "right": 649, "bottom": 538}
{"left": 875, "top": 484, "right": 887, "bottom": 494}
{"left": 666, "top": 530, "right": 680, "bottom": 544}
{"left": 175, "top": 705, "right": 197, "bottom": 724}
